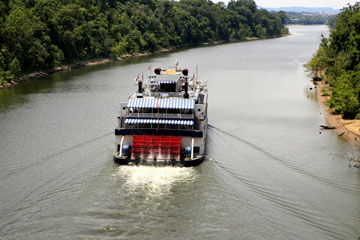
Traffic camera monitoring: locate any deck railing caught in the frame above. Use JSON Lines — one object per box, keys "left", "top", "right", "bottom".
{"left": 127, "top": 112, "right": 194, "bottom": 120}
{"left": 118, "top": 117, "right": 200, "bottom": 130}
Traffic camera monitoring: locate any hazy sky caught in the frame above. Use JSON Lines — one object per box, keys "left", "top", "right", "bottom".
{"left": 214, "top": 0, "right": 358, "bottom": 9}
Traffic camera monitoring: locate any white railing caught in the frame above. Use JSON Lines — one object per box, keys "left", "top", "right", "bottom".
{"left": 127, "top": 112, "right": 194, "bottom": 120}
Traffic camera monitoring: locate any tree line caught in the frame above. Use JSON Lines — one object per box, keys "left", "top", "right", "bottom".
{"left": 307, "top": 3, "right": 360, "bottom": 119}
{"left": 0, "top": 0, "right": 288, "bottom": 84}
{"left": 285, "top": 12, "right": 335, "bottom": 25}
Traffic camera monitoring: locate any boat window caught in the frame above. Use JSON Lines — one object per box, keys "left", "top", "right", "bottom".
{"left": 198, "top": 94, "right": 205, "bottom": 104}
{"left": 160, "top": 83, "right": 176, "bottom": 92}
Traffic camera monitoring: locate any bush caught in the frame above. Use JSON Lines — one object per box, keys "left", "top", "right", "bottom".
{"left": 356, "top": 113, "right": 360, "bottom": 120}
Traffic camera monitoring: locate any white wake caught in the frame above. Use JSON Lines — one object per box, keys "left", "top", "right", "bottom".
{"left": 114, "top": 166, "right": 197, "bottom": 197}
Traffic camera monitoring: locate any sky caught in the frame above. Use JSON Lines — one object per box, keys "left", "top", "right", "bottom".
{"left": 213, "top": 0, "right": 358, "bottom": 9}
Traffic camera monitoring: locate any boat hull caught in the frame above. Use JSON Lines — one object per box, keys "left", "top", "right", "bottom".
{"left": 113, "top": 154, "right": 204, "bottom": 167}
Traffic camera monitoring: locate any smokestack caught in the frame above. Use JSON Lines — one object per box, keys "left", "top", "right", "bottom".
{"left": 138, "top": 80, "right": 142, "bottom": 93}
{"left": 154, "top": 68, "right": 161, "bottom": 75}
{"left": 184, "top": 79, "right": 189, "bottom": 99}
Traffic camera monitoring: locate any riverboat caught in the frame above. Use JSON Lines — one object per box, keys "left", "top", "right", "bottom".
{"left": 113, "top": 62, "right": 208, "bottom": 167}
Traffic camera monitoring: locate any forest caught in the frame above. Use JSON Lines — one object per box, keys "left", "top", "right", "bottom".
{"left": 307, "top": 3, "right": 360, "bottom": 119}
{"left": 0, "top": 0, "right": 288, "bottom": 84}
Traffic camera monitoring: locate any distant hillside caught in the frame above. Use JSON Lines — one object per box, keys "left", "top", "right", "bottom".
{"left": 261, "top": 6, "right": 340, "bottom": 14}
{"left": 285, "top": 12, "right": 336, "bottom": 25}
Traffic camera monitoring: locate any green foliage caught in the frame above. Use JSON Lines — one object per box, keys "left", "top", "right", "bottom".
{"left": 327, "top": 15, "right": 338, "bottom": 28}
{"left": 321, "top": 86, "right": 331, "bottom": 96}
{"left": 0, "top": 0, "right": 287, "bottom": 83}
{"left": 306, "top": 39, "right": 330, "bottom": 72}
{"left": 9, "top": 58, "right": 21, "bottom": 77}
{"left": 277, "top": 11, "right": 288, "bottom": 25}
{"left": 327, "top": 73, "right": 359, "bottom": 118}
{"left": 308, "top": 3, "right": 360, "bottom": 118}
{"left": 0, "top": 48, "right": 14, "bottom": 83}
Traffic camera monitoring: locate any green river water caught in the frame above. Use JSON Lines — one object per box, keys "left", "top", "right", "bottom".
{"left": 0, "top": 25, "right": 360, "bottom": 240}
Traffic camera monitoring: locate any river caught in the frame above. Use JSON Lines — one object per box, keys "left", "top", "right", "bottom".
{"left": 0, "top": 25, "right": 359, "bottom": 240}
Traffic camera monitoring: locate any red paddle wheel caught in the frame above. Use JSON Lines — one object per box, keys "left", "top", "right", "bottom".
{"left": 131, "top": 135, "right": 181, "bottom": 160}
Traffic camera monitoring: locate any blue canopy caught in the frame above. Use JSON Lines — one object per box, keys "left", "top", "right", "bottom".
{"left": 158, "top": 99, "right": 195, "bottom": 110}
{"left": 127, "top": 98, "right": 195, "bottom": 110}
{"left": 127, "top": 98, "right": 156, "bottom": 109}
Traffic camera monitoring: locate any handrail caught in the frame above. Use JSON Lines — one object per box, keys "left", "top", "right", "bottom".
{"left": 127, "top": 112, "right": 194, "bottom": 120}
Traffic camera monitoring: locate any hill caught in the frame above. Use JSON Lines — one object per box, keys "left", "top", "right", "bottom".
{"left": 262, "top": 7, "right": 339, "bottom": 14}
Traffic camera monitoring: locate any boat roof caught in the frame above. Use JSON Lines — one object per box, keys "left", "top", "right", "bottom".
{"left": 127, "top": 98, "right": 195, "bottom": 110}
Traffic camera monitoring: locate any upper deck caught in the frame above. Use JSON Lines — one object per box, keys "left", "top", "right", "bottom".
{"left": 115, "top": 65, "right": 207, "bottom": 135}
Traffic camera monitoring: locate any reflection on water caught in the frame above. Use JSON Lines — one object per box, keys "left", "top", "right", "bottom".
{"left": 115, "top": 166, "right": 197, "bottom": 197}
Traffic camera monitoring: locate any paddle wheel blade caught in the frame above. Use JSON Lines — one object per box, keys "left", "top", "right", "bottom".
{"left": 131, "top": 135, "right": 181, "bottom": 160}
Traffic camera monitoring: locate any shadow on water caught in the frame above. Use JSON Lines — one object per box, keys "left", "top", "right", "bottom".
{"left": 0, "top": 45, "right": 208, "bottom": 113}
{"left": 0, "top": 43, "right": 237, "bottom": 111}
{"left": 0, "top": 54, "right": 161, "bottom": 112}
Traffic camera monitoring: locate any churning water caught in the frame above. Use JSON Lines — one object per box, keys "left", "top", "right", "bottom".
{"left": 114, "top": 166, "right": 197, "bottom": 197}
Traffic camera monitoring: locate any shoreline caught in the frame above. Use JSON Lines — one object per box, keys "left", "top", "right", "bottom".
{"left": 0, "top": 47, "right": 176, "bottom": 90}
{"left": 0, "top": 34, "right": 290, "bottom": 90}
{"left": 316, "top": 81, "right": 360, "bottom": 147}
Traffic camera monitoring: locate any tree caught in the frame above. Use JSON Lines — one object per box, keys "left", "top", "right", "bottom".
{"left": 308, "top": 3, "right": 360, "bottom": 118}
{"left": 0, "top": 0, "right": 287, "bottom": 84}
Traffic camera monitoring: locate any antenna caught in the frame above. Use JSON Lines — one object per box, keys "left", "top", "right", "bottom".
{"left": 196, "top": 65, "right": 198, "bottom": 81}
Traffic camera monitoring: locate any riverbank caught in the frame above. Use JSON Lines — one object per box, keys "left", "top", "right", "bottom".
{"left": 316, "top": 81, "right": 360, "bottom": 147}
{"left": 0, "top": 33, "right": 290, "bottom": 90}
{"left": 0, "top": 47, "right": 177, "bottom": 90}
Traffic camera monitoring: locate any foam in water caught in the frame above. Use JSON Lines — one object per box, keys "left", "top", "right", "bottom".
{"left": 114, "top": 166, "right": 196, "bottom": 197}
